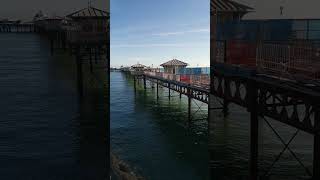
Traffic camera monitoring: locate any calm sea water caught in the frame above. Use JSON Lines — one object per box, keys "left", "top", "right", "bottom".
{"left": 0, "top": 33, "right": 107, "bottom": 180}
{"left": 111, "top": 71, "right": 315, "bottom": 180}
{"left": 111, "top": 72, "right": 209, "bottom": 180}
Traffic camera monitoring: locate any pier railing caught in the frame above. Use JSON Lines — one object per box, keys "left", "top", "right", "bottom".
{"left": 66, "top": 31, "right": 108, "bottom": 45}
{"left": 215, "top": 40, "right": 320, "bottom": 80}
{"left": 0, "top": 23, "right": 35, "bottom": 33}
{"left": 144, "top": 72, "right": 210, "bottom": 90}
{"left": 256, "top": 41, "right": 320, "bottom": 80}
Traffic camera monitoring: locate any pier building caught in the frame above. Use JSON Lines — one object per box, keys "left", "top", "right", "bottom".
{"left": 160, "top": 59, "right": 188, "bottom": 74}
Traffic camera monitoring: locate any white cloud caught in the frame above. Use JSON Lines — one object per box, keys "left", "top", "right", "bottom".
{"left": 152, "top": 28, "right": 209, "bottom": 37}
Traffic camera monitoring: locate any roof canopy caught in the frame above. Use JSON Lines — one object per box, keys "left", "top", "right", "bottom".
{"left": 211, "top": 0, "right": 253, "bottom": 13}
{"left": 160, "top": 59, "right": 188, "bottom": 67}
{"left": 131, "top": 63, "right": 146, "bottom": 68}
{"left": 67, "top": 6, "right": 109, "bottom": 19}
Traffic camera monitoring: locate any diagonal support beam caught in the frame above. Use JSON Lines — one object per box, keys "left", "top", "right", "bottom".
{"left": 263, "top": 117, "right": 312, "bottom": 177}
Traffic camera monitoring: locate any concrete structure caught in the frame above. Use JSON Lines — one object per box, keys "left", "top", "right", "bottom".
{"left": 160, "top": 59, "right": 188, "bottom": 74}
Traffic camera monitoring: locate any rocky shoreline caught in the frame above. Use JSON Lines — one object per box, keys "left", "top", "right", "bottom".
{"left": 110, "top": 153, "right": 144, "bottom": 180}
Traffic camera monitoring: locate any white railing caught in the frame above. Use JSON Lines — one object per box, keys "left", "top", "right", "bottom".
{"left": 256, "top": 42, "right": 320, "bottom": 80}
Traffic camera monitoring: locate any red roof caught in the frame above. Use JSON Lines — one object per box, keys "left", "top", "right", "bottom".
{"left": 160, "top": 59, "right": 188, "bottom": 67}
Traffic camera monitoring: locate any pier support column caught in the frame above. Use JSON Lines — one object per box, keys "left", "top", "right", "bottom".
{"left": 143, "top": 75, "right": 146, "bottom": 90}
{"left": 95, "top": 48, "right": 98, "bottom": 64}
{"left": 50, "top": 39, "right": 54, "bottom": 56}
{"left": 223, "top": 77, "right": 229, "bottom": 117}
{"left": 223, "top": 100, "right": 229, "bottom": 117}
{"left": 188, "top": 88, "right": 192, "bottom": 126}
{"left": 156, "top": 80, "right": 159, "bottom": 99}
{"left": 168, "top": 83, "right": 171, "bottom": 100}
{"left": 89, "top": 48, "right": 93, "bottom": 73}
{"left": 134, "top": 76, "right": 136, "bottom": 91}
{"left": 76, "top": 46, "right": 83, "bottom": 97}
{"left": 249, "top": 82, "right": 259, "bottom": 180}
{"left": 313, "top": 110, "right": 320, "bottom": 180}
{"left": 62, "top": 33, "right": 66, "bottom": 51}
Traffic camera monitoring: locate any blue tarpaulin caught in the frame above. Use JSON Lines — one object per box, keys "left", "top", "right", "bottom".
{"left": 217, "top": 19, "right": 320, "bottom": 41}
{"left": 178, "top": 67, "right": 210, "bottom": 75}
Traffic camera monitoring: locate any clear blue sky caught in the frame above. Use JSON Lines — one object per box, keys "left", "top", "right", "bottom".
{"left": 110, "top": 0, "right": 210, "bottom": 68}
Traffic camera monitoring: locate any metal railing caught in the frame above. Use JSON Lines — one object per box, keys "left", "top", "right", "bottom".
{"left": 256, "top": 42, "right": 320, "bottom": 80}
{"left": 144, "top": 72, "right": 210, "bottom": 90}
{"left": 214, "top": 40, "right": 320, "bottom": 80}
{"left": 66, "top": 31, "right": 108, "bottom": 44}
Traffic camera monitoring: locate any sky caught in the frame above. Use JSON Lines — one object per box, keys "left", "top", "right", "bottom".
{"left": 110, "top": 0, "right": 210, "bottom": 68}
{"left": 111, "top": 0, "right": 320, "bottom": 68}
{"left": 0, "top": 0, "right": 109, "bottom": 21}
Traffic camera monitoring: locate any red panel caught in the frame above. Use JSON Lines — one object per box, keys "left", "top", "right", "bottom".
{"left": 180, "top": 75, "right": 190, "bottom": 83}
{"left": 226, "top": 41, "right": 257, "bottom": 67}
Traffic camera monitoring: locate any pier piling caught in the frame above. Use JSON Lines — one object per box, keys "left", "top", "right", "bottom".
{"left": 50, "top": 39, "right": 54, "bottom": 56}
{"left": 223, "top": 100, "right": 229, "bottom": 117}
{"left": 168, "top": 83, "right": 171, "bottom": 99}
{"left": 156, "top": 80, "right": 159, "bottom": 99}
{"left": 143, "top": 75, "right": 146, "bottom": 90}
{"left": 134, "top": 76, "right": 136, "bottom": 91}
{"left": 89, "top": 48, "right": 93, "bottom": 73}
{"left": 223, "top": 78, "right": 229, "bottom": 117}
{"left": 313, "top": 110, "right": 320, "bottom": 180}
{"left": 76, "top": 46, "right": 83, "bottom": 97}
{"left": 187, "top": 87, "right": 192, "bottom": 126}
{"left": 95, "top": 49, "right": 98, "bottom": 64}
{"left": 249, "top": 82, "right": 258, "bottom": 180}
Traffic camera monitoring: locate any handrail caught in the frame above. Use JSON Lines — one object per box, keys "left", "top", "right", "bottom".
{"left": 144, "top": 72, "right": 210, "bottom": 90}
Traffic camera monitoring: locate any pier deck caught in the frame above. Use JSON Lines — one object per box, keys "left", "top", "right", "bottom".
{"left": 143, "top": 72, "right": 209, "bottom": 104}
